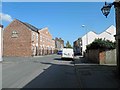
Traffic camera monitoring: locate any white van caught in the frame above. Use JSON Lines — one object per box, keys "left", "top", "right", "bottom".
{"left": 61, "top": 48, "right": 74, "bottom": 59}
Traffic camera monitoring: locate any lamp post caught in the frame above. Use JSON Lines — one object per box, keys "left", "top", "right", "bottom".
{"left": 101, "top": 1, "right": 120, "bottom": 75}
{"left": 82, "top": 25, "right": 88, "bottom": 47}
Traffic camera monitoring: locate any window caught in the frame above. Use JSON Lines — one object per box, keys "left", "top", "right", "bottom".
{"left": 12, "top": 30, "right": 18, "bottom": 38}
{"left": 36, "top": 34, "right": 38, "bottom": 41}
{"left": 40, "top": 36, "right": 42, "bottom": 41}
{"left": 32, "top": 32, "right": 35, "bottom": 41}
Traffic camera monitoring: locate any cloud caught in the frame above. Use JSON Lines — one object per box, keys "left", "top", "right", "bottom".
{"left": 0, "top": 13, "right": 13, "bottom": 22}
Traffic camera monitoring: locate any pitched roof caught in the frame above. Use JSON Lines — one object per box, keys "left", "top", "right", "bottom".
{"left": 15, "top": 19, "right": 39, "bottom": 32}
{"left": 99, "top": 25, "right": 116, "bottom": 34}
{"left": 23, "top": 22, "right": 38, "bottom": 32}
{"left": 38, "top": 27, "right": 48, "bottom": 31}
{"left": 105, "top": 25, "right": 116, "bottom": 35}
{"left": 82, "top": 31, "right": 97, "bottom": 38}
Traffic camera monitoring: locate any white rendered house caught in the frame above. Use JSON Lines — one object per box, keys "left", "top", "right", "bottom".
{"left": 80, "top": 25, "right": 116, "bottom": 55}
{"left": 98, "top": 25, "right": 116, "bottom": 42}
{"left": 81, "top": 31, "right": 98, "bottom": 54}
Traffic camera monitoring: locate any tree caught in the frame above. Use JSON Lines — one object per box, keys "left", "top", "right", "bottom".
{"left": 65, "top": 41, "right": 72, "bottom": 48}
{"left": 87, "top": 38, "right": 116, "bottom": 51}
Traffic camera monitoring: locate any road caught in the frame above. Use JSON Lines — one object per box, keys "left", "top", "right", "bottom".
{"left": 2, "top": 55, "right": 80, "bottom": 88}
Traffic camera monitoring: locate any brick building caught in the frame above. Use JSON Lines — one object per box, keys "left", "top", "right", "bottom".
{"left": 38, "top": 27, "right": 55, "bottom": 55}
{"left": 3, "top": 19, "right": 55, "bottom": 56}
{"left": 73, "top": 38, "right": 82, "bottom": 56}
{"left": 55, "top": 37, "right": 64, "bottom": 51}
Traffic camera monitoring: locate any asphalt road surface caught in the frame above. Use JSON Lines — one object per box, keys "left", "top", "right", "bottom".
{"left": 2, "top": 55, "right": 80, "bottom": 88}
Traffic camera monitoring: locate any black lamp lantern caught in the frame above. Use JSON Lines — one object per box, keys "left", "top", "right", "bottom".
{"left": 101, "top": 2, "right": 113, "bottom": 18}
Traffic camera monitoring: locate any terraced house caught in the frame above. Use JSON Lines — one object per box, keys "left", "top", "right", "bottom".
{"left": 3, "top": 19, "right": 55, "bottom": 57}
{"left": 38, "top": 27, "right": 55, "bottom": 55}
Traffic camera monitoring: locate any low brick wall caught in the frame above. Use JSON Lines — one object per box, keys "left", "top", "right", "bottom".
{"left": 86, "top": 49, "right": 99, "bottom": 63}
{"left": 100, "top": 49, "right": 116, "bottom": 64}
{"left": 86, "top": 49, "right": 116, "bottom": 64}
{"left": 99, "top": 51, "right": 106, "bottom": 64}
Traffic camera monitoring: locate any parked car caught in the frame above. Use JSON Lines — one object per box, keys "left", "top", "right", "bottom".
{"left": 61, "top": 48, "right": 74, "bottom": 59}
{"left": 57, "top": 50, "right": 62, "bottom": 55}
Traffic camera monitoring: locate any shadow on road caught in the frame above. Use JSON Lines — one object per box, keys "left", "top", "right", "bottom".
{"left": 21, "top": 62, "right": 79, "bottom": 88}
{"left": 54, "top": 58, "right": 73, "bottom": 61}
{"left": 53, "top": 58, "right": 62, "bottom": 61}
{"left": 75, "top": 64, "right": 120, "bottom": 88}
{"left": 74, "top": 56, "right": 99, "bottom": 64}
{"left": 73, "top": 56, "right": 120, "bottom": 88}
{"left": 40, "top": 62, "right": 53, "bottom": 65}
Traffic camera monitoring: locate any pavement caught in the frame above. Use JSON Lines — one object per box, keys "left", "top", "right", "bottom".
{"left": 74, "top": 56, "right": 120, "bottom": 88}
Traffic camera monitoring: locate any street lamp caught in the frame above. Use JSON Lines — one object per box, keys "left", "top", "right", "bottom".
{"left": 101, "top": 1, "right": 120, "bottom": 18}
{"left": 81, "top": 25, "right": 88, "bottom": 49}
{"left": 101, "top": 2, "right": 113, "bottom": 18}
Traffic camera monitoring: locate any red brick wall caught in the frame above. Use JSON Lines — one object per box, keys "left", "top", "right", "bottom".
{"left": 39, "top": 28, "right": 52, "bottom": 47}
{"left": 38, "top": 28, "right": 55, "bottom": 55}
{"left": 87, "top": 49, "right": 99, "bottom": 63}
{"left": 99, "top": 50, "right": 116, "bottom": 64}
{"left": 99, "top": 52, "right": 105, "bottom": 64}
{"left": 3, "top": 19, "right": 32, "bottom": 56}
{"left": 87, "top": 49, "right": 116, "bottom": 64}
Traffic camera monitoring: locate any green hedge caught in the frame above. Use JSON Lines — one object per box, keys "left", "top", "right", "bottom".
{"left": 87, "top": 38, "right": 116, "bottom": 51}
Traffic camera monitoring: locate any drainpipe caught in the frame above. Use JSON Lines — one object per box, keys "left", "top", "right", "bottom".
{"left": 0, "top": 25, "right": 3, "bottom": 62}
